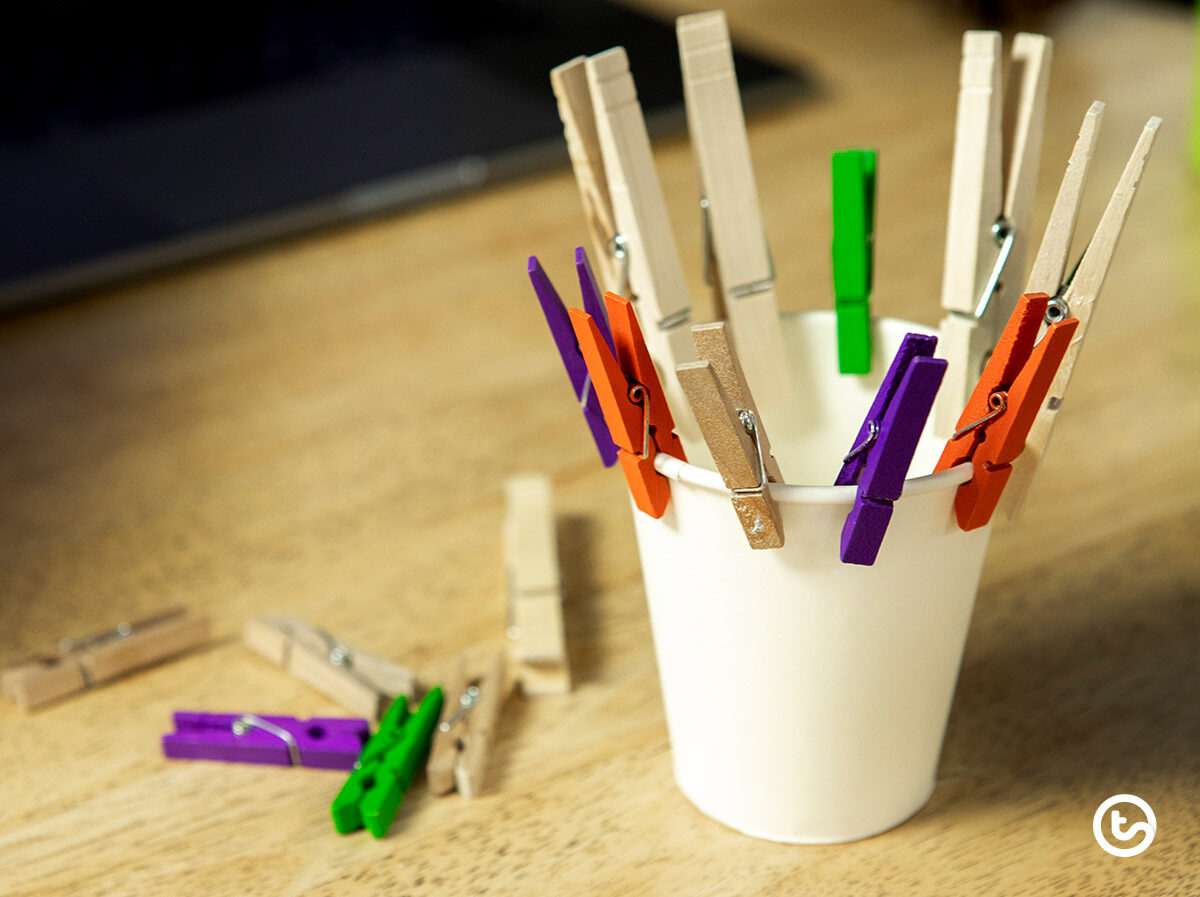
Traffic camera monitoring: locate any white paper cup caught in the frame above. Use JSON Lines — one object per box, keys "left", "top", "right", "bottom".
{"left": 631, "top": 311, "right": 992, "bottom": 844}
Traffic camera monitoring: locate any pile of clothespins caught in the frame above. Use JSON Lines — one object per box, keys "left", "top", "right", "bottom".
{"left": 529, "top": 11, "right": 1159, "bottom": 564}
{"left": 3, "top": 473, "right": 570, "bottom": 840}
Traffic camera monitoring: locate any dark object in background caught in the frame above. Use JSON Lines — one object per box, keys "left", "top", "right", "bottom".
{"left": 0, "top": 1, "right": 811, "bottom": 313}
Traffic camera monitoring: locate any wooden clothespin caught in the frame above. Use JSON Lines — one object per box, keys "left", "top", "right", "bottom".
{"left": 1002, "top": 110, "right": 1161, "bottom": 516}
{"left": 244, "top": 616, "right": 417, "bottom": 724}
{"left": 163, "top": 711, "right": 369, "bottom": 770}
{"left": 934, "top": 293, "right": 1078, "bottom": 530}
{"left": 332, "top": 687, "right": 445, "bottom": 838}
{"left": 570, "top": 291, "right": 688, "bottom": 518}
{"left": 551, "top": 57, "right": 620, "bottom": 293}
{"left": 2, "top": 606, "right": 209, "bottom": 710}
{"left": 504, "top": 473, "right": 570, "bottom": 694}
{"left": 831, "top": 149, "right": 877, "bottom": 374}
{"left": 585, "top": 47, "right": 696, "bottom": 422}
{"left": 677, "top": 11, "right": 789, "bottom": 406}
{"left": 936, "top": 31, "right": 1052, "bottom": 435}
{"left": 425, "top": 646, "right": 511, "bottom": 800}
{"left": 835, "top": 334, "right": 946, "bottom": 564}
{"left": 677, "top": 322, "right": 784, "bottom": 549}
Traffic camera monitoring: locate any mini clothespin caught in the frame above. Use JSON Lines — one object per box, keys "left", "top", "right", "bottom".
{"left": 834, "top": 334, "right": 947, "bottom": 564}
{"left": 934, "top": 293, "right": 1078, "bottom": 530}
{"left": 570, "top": 291, "right": 687, "bottom": 518}
{"left": 425, "top": 646, "right": 511, "bottom": 800}
{"left": 1002, "top": 109, "right": 1161, "bottom": 516}
{"left": 2, "top": 606, "right": 210, "bottom": 710}
{"left": 677, "top": 322, "right": 784, "bottom": 549}
{"left": 332, "top": 687, "right": 445, "bottom": 838}
{"left": 527, "top": 248, "right": 619, "bottom": 467}
{"left": 936, "top": 31, "right": 1052, "bottom": 435}
{"left": 831, "top": 149, "right": 877, "bottom": 374}
{"left": 504, "top": 473, "right": 570, "bottom": 694}
{"left": 162, "top": 712, "right": 369, "bottom": 770}
{"left": 677, "top": 10, "right": 789, "bottom": 406}
{"left": 244, "top": 616, "right": 417, "bottom": 724}
{"left": 585, "top": 47, "right": 696, "bottom": 420}
{"left": 551, "top": 57, "right": 620, "bottom": 293}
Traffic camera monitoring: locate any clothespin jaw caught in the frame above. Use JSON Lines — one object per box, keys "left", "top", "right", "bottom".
{"left": 332, "top": 686, "right": 445, "bottom": 838}
{"left": 835, "top": 334, "right": 946, "bottom": 565}
{"left": 935, "top": 293, "right": 1078, "bottom": 530}
{"left": 831, "top": 149, "right": 876, "bottom": 374}
{"left": 425, "top": 647, "right": 511, "bottom": 799}
{"left": 162, "top": 712, "right": 369, "bottom": 770}
{"left": 569, "top": 292, "right": 686, "bottom": 518}
{"left": 527, "top": 251, "right": 619, "bottom": 467}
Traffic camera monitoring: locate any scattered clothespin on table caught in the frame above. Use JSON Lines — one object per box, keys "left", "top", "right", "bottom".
{"left": 332, "top": 687, "right": 445, "bottom": 838}
{"left": 934, "top": 292, "right": 1078, "bottom": 530}
{"left": 834, "top": 334, "right": 947, "bottom": 564}
{"left": 831, "top": 149, "right": 877, "bottom": 374}
{"left": 677, "top": 322, "right": 785, "bottom": 549}
{"left": 425, "top": 646, "right": 511, "bottom": 800}
{"left": 503, "top": 473, "right": 570, "bottom": 694}
{"left": 936, "top": 30, "right": 1052, "bottom": 435}
{"left": 677, "top": 10, "right": 789, "bottom": 406}
{"left": 163, "top": 711, "right": 369, "bottom": 770}
{"left": 571, "top": 291, "right": 687, "bottom": 518}
{"left": 1001, "top": 109, "right": 1161, "bottom": 516}
{"left": 2, "top": 606, "right": 210, "bottom": 711}
{"left": 527, "top": 248, "right": 619, "bottom": 467}
{"left": 244, "top": 615, "right": 417, "bottom": 725}
{"left": 584, "top": 47, "right": 696, "bottom": 420}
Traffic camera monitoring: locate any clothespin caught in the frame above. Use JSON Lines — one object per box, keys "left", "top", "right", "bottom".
{"left": 2, "top": 606, "right": 210, "bottom": 711}
{"left": 504, "top": 473, "right": 570, "bottom": 694}
{"left": 831, "top": 149, "right": 877, "bottom": 374}
{"left": 550, "top": 57, "right": 620, "bottom": 293}
{"left": 425, "top": 646, "right": 511, "bottom": 799}
{"left": 527, "top": 248, "right": 619, "bottom": 467}
{"left": 331, "top": 687, "right": 445, "bottom": 838}
{"left": 244, "top": 616, "right": 417, "bottom": 724}
{"left": 936, "top": 31, "right": 1052, "bottom": 435}
{"left": 677, "top": 11, "right": 789, "bottom": 406}
{"left": 162, "top": 712, "right": 369, "bottom": 770}
{"left": 570, "top": 291, "right": 687, "bottom": 518}
{"left": 676, "top": 322, "right": 784, "bottom": 549}
{"left": 585, "top": 47, "right": 696, "bottom": 421}
{"left": 1002, "top": 110, "right": 1161, "bottom": 516}
{"left": 834, "top": 334, "right": 947, "bottom": 564}
{"left": 934, "top": 293, "right": 1078, "bottom": 530}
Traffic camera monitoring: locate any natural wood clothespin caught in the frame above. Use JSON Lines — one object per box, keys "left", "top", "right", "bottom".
{"left": 678, "top": 10, "right": 789, "bottom": 407}
{"left": 677, "top": 322, "right": 785, "bottom": 549}
{"left": 424, "top": 645, "right": 511, "bottom": 800}
{"left": 936, "top": 31, "right": 1052, "bottom": 435}
{"left": 2, "top": 606, "right": 210, "bottom": 710}
{"left": 244, "top": 615, "right": 417, "bottom": 724}
{"left": 504, "top": 473, "right": 570, "bottom": 694}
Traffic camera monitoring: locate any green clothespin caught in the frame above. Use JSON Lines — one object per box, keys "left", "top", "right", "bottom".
{"left": 831, "top": 149, "right": 876, "bottom": 374}
{"left": 332, "top": 685, "right": 444, "bottom": 838}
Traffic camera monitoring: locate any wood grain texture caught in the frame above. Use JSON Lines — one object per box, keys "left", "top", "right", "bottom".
{"left": 0, "top": 1, "right": 1197, "bottom": 894}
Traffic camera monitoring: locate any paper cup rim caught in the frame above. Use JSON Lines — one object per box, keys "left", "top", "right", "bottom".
{"left": 654, "top": 454, "right": 973, "bottom": 505}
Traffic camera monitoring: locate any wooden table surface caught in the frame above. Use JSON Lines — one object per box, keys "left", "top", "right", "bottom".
{"left": 2, "top": 1, "right": 1197, "bottom": 893}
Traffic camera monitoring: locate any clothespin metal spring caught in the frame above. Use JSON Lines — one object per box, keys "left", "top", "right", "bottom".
{"left": 730, "top": 409, "right": 768, "bottom": 499}
{"left": 232, "top": 714, "right": 302, "bottom": 766}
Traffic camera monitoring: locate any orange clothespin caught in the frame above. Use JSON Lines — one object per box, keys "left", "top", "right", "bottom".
{"left": 569, "top": 292, "right": 687, "bottom": 517}
{"left": 934, "top": 292, "right": 1078, "bottom": 530}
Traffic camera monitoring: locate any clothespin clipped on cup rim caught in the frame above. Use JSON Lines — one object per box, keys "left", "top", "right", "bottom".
{"left": 2, "top": 606, "right": 210, "bottom": 711}
{"left": 834, "top": 333, "right": 947, "bottom": 564}
{"left": 935, "top": 30, "right": 1053, "bottom": 436}
{"left": 934, "top": 292, "right": 1078, "bottom": 530}
{"left": 831, "top": 148, "right": 877, "bottom": 374}
{"left": 162, "top": 711, "right": 369, "bottom": 770}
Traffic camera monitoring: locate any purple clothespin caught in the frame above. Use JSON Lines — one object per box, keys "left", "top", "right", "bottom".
{"left": 527, "top": 248, "right": 619, "bottom": 467}
{"left": 162, "top": 712, "right": 369, "bottom": 770}
{"left": 835, "top": 333, "right": 947, "bottom": 565}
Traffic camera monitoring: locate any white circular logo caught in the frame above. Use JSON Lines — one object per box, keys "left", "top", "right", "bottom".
{"left": 1093, "top": 794, "right": 1156, "bottom": 857}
